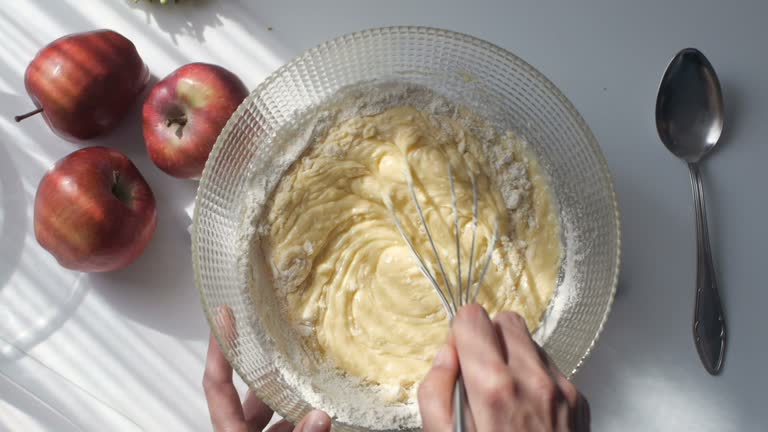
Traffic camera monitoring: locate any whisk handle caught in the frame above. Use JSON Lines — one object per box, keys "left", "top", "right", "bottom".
{"left": 453, "top": 375, "right": 468, "bottom": 432}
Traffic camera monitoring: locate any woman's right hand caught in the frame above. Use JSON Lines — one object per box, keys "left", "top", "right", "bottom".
{"left": 418, "top": 304, "right": 590, "bottom": 431}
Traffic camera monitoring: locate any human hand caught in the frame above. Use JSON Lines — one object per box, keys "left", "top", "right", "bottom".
{"left": 418, "top": 305, "right": 590, "bottom": 432}
{"left": 203, "top": 306, "right": 331, "bottom": 432}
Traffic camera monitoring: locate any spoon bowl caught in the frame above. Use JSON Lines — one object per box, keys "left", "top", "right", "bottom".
{"left": 656, "top": 48, "right": 724, "bottom": 163}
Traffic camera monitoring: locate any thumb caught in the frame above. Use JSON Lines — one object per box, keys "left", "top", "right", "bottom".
{"left": 294, "top": 409, "right": 331, "bottom": 432}
{"left": 418, "top": 339, "right": 459, "bottom": 432}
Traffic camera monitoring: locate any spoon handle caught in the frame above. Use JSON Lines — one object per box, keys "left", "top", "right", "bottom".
{"left": 688, "top": 163, "right": 726, "bottom": 374}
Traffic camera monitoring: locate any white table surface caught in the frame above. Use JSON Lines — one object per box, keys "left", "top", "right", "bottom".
{"left": 2, "top": 1, "right": 767, "bottom": 430}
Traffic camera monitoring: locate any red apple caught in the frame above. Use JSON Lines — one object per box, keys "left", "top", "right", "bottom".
{"left": 16, "top": 29, "right": 149, "bottom": 141}
{"left": 142, "top": 63, "right": 248, "bottom": 179}
{"left": 34, "top": 147, "right": 157, "bottom": 272}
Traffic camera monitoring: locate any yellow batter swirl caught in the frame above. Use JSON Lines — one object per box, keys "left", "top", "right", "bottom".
{"left": 262, "top": 106, "right": 560, "bottom": 398}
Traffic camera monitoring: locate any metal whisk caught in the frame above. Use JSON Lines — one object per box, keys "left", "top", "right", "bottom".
{"left": 384, "top": 163, "right": 499, "bottom": 432}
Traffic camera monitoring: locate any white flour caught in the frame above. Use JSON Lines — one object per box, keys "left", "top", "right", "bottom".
{"left": 235, "top": 82, "right": 569, "bottom": 430}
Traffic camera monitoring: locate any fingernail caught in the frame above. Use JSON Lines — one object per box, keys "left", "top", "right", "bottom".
{"left": 303, "top": 409, "right": 331, "bottom": 432}
{"left": 432, "top": 345, "right": 451, "bottom": 367}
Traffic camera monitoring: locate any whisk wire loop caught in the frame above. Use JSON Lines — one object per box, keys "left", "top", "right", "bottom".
{"left": 385, "top": 156, "right": 500, "bottom": 432}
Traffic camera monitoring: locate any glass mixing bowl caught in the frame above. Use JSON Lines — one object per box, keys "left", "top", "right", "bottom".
{"left": 193, "top": 26, "right": 620, "bottom": 431}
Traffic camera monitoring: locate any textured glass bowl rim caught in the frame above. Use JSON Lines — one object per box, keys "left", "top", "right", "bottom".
{"left": 193, "top": 25, "right": 621, "bottom": 422}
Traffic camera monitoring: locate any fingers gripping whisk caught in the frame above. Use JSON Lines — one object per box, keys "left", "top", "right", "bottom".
{"left": 384, "top": 160, "right": 498, "bottom": 432}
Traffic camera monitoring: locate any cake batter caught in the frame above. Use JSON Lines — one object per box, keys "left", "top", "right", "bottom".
{"left": 261, "top": 105, "right": 561, "bottom": 399}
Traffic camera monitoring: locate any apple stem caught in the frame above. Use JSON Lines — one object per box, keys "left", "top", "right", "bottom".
{"left": 14, "top": 107, "right": 44, "bottom": 122}
{"left": 166, "top": 115, "right": 188, "bottom": 127}
{"left": 111, "top": 170, "right": 130, "bottom": 204}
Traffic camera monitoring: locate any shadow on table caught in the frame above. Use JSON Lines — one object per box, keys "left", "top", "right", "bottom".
{"left": 0, "top": 125, "right": 27, "bottom": 292}
{"left": 126, "top": 0, "right": 222, "bottom": 45}
{"left": 86, "top": 79, "right": 207, "bottom": 341}
{"left": 1, "top": 87, "right": 204, "bottom": 349}
{"left": 0, "top": 8, "right": 222, "bottom": 430}
{"left": 0, "top": 275, "right": 89, "bottom": 363}
{"left": 0, "top": 83, "right": 204, "bottom": 430}
{"left": 125, "top": 0, "right": 283, "bottom": 46}
{"left": 0, "top": 370, "right": 83, "bottom": 432}
{"left": 572, "top": 174, "right": 750, "bottom": 430}
{"left": 0, "top": 84, "right": 94, "bottom": 362}
{"left": 0, "top": 1, "right": 238, "bottom": 343}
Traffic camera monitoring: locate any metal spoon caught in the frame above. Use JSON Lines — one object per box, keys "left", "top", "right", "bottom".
{"left": 655, "top": 48, "right": 726, "bottom": 375}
